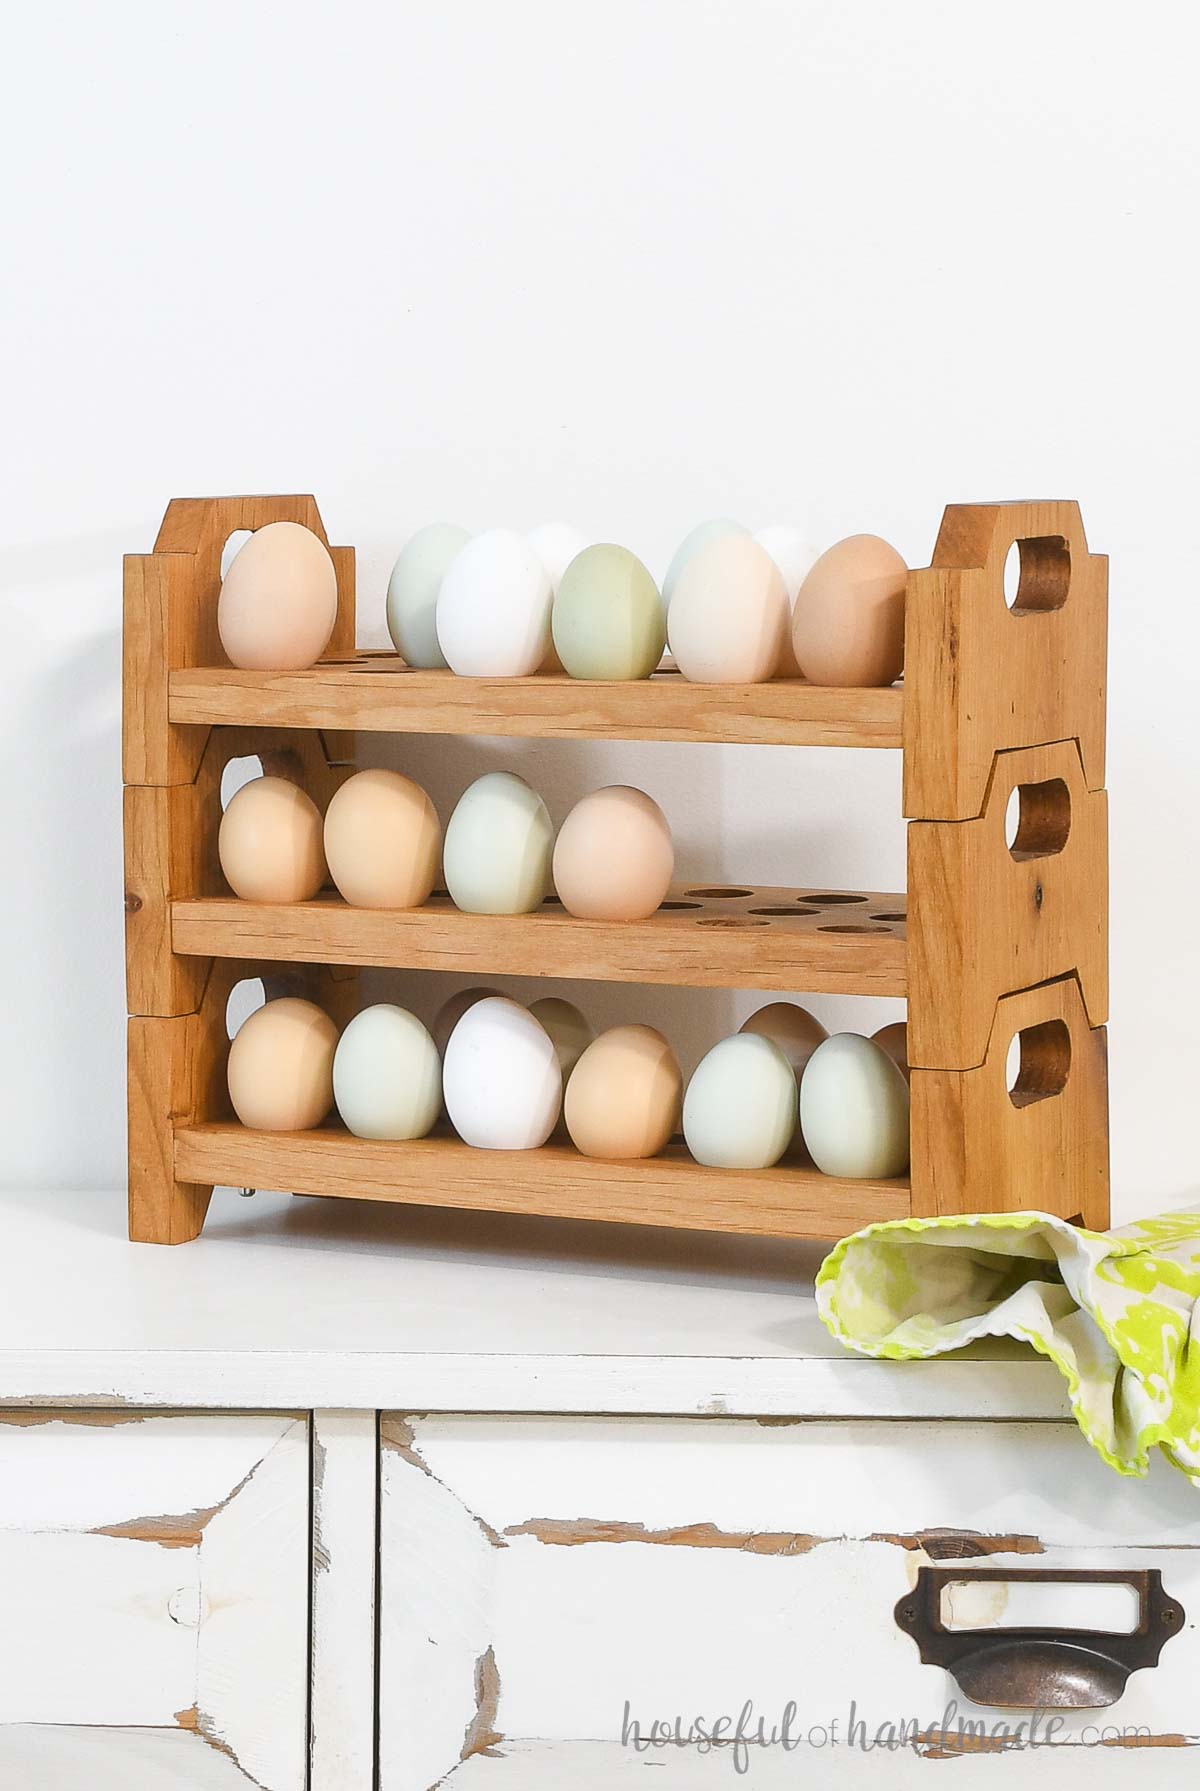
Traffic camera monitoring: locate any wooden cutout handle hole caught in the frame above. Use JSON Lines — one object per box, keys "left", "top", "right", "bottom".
{"left": 1005, "top": 777, "right": 1071, "bottom": 860}
{"left": 1003, "top": 535, "right": 1071, "bottom": 613}
{"left": 1006, "top": 1019, "right": 1072, "bottom": 1108}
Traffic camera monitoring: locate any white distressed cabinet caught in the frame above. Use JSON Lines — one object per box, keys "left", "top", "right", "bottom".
{"left": 1, "top": 1189, "right": 1198, "bottom": 1789}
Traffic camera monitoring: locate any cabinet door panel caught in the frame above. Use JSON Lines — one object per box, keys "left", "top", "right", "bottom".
{"left": 378, "top": 1415, "right": 1200, "bottom": 1787}
{"left": 0, "top": 1411, "right": 309, "bottom": 1790}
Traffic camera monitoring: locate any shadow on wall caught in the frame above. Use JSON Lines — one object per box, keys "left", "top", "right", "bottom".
{"left": 4, "top": 529, "right": 130, "bottom": 1189}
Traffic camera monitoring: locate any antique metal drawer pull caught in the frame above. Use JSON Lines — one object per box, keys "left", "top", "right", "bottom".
{"left": 894, "top": 1567, "right": 1185, "bottom": 1709}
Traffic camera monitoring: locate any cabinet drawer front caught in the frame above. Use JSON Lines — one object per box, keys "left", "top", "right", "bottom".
{"left": 378, "top": 1416, "right": 1200, "bottom": 1787}
{"left": 0, "top": 1411, "right": 309, "bottom": 1790}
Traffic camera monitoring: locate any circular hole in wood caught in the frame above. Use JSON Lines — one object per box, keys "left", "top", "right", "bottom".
{"left": 685, "top": 886, "right": 754, "bottom": 899}
{"left": 225, "top": 976, "right": 267, "bottom": 1040}
{"left": 818, "top": 924, "right": 891, "bottom": 934}
{"left": 1007, "top": 1018, "right": 1072, "bottom": 1106}
{"left": 1004, "top": 535, "right": 1071, "bottom": 613}
{"left": 220, "top": 529, "right": 254, "bottom": 578}
{"left": 660, "top": 900, "right": 703, "bottom": 910}
{"left": 807, "top": 893, "right": 868, "bottom": 904}
{"left": 541, "top": 894, "right": 564, "bottom": 905}
{"left": 1007, "top": 778, "right": 1071, "bottom": 859}
{"left": 870, "top": 912, "right": 906, "bottom": 922}
{"left": 696, "top": 916, "right": 769, "bottom": 928}
{"left": 749, "top": 906, "right": 820, "bottom": 917}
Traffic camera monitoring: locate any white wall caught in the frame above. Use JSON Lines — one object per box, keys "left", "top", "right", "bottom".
{"left": 3, "top": 0, "right": 1196, "bottom": 1222}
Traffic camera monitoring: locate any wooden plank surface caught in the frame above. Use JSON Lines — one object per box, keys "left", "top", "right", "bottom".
{"left": 169, "top": 656, "right": 904, "bottom": 748}
{"left": 173, "top": 1126, "right": 911, "bottom": 1241}
{"left": 171, "top": 885, "right": 907, "bottom": 996}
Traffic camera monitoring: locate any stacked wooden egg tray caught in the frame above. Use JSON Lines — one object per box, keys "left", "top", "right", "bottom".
{"left": 125, "top": 495, "right": 1110, "bottom": 1244}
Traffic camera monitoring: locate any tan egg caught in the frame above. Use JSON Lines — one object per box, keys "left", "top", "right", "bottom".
{"left": 218, "top": 776, "right": 327, "bottom": 902}
{"left": 872, "top": 1021, "right": 910, "bottom": 1082}
{"left": 565, "top": 1024, "right": 682, "bottom": 1160}
{"left": 324, "top": 769, "right": 441, "bottom": 909}
{"left": 791, "top": 534, "right": 907, "bottom": 687}
{"left": 553, "top": 786, "right": 674, "bottom": 920}
{"left": 740, "top": 1001, "right": 828, "bottom": 1079}
{"left": 226, "top": 997, "right": 338, "bottom": 1131}
{"left": 668, "top": 534, "right": 789, "bottom": 683}
{"left": 432, "top": 986, "right": 503, "bottom": 1056}
{"left": 217, "top": 522, "right": 338, "bottom": 671}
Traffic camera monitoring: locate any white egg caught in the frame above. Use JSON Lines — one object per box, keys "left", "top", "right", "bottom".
{"left": 754, "top": 524, "right": 820, "bottom": 603}
{"left": 667, "top": 534, "right": 790, "bottom": 683}
{"left": 442, "top": 772, "right": 554, "bottom": 914}
{"left": 799, "top": 1033, "right": 911, "bottom": 1179}
{"left": 332, "top": 1005, "right": 441, "bottom": 1140}
{"left": 662, "top": 517, "right": 748, "bottom": 610}
{"left": 682, "top": 1033, "right": 797, "bottom": 1169}
{"left": 386, "top": 522, "right": 470, "bottom": 668}
{"left": 436, "top": 528, "right": 553, "bottom": 675}
{"left": 442, "top": 996, "right": 562, "bottom": 1149}
{"left": 528, "top": 521, "right": 588, "bottom": 592}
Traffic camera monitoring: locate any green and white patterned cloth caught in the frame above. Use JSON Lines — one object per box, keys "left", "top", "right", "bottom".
{"left": 816, "top": 1209, "right": 1200, "bottom": 1486}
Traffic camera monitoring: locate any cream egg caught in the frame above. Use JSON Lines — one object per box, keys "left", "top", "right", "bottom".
{"left": 226, "top": 997, "right": 338, "bottom": 1131}
{"left": 218, "top": 775, "right": 327, "bottom": 902}
{"left": 791, "top": 534, "right": 907, "bottom": 687}
{"left": 386, "top": 522, "right": 470, "bottom": 668}
{"left": 436, "top": 528, "right": 553, "bottom": 676}
{"left": 662, "top": 518, "right": 747, "bottom": 609}
{"left": 443, "top": 772, "right": 553, "bottom": 914}
{"left": 668, "top": 534, "right": 789, "bottom": 683}
{"left": 217, "top": 522, "right": 338, "bottom": 671}
{"left": 551, "top": 544, "right": 665, "bottom": 680}
{"left": 755, "top": 524, "right": 820, "bottom": 677}
{"left": 432, "top": 986, "right": 503, "bottom": 1056}
{"left": 683, "top": 1033, "right": 797, "bottom": 1169}
{"left": 323, "top": 769, "right": 441, "bottom": 909}
{"left": 529, "top": 997, "right": 594, "bottom": 1082}
{"left": 565, "top": 1024, "right": 682, "bottom": 1159}
{"left": 799, "top": 1033, "right": 910, "bottom": 1178}
{"left": 332, "top": 1004, "right": 441, "bottom": 1140}
{"left": 872, "top": 1021, "right": 910, "bottom": 1083}
{"left": 442, "top": 996, "right": 562, "bottom": 1149}
{"left": 552, "top": 786, "right": 673, "bottom": 921}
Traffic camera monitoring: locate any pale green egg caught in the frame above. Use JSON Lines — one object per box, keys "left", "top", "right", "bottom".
{"left": 443, "top": 772, "right": 554, "bottom": 914}
{"left": 682, "top": 1033, "right": 797, "bottom": 1170}
{"left": 551, "top": 544, "right": 665, "bottom": 681}
{"left": 386, "top": 522, "right": 470, "bottom": 668}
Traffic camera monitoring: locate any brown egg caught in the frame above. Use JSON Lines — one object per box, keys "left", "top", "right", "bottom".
{"left": 227, "top": 997, "right": 338, "bottom": 1131}
{"left": 432, "top": 986, "right": 502, "bottom": 1056}
{"left": 791, "top": 534, "right": 907, "bottom": 687}
{"left": 324, "top": 769, "right": 441, "bottom": 909}
{"left": 872, "top": 1021, "right": 910, "bottom": 1082}
{"left": 553, "top": 786, "right": 674, "bottom": 920}
{"left": 740, "top": 1001, "right": 828, "bottom": 1079}
{"left": 565, "top": 1024, "right": 682, "bottom": 1159}
{"left": 218, "top": 776, "right": 326, "bottom": 902}
{"left": 217, "top": 522, "right": 338, "bottom": 671}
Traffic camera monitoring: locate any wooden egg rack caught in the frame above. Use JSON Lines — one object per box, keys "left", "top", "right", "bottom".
{"left": 124, "top": 495, "right": 1110, "bottom": 1245}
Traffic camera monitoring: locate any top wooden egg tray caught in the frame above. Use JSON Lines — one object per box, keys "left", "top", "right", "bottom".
{"left": 124, "top": 495, "right": 1110, "bottom": 1245}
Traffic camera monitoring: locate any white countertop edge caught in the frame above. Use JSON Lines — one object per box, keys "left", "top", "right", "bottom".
{"left": 0, "top": 1349, "right": 1073, "bottom": 1419}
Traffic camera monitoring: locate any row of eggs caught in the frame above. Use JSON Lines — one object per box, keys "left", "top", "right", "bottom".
{"left": 217, "top": 518, "right": 907, "bottom": 689}
{"left": 227, "top": 990, "right": 911, "bottom": 1179}
{"left": 220, "top": 767, "right": 675, "bottom": 920}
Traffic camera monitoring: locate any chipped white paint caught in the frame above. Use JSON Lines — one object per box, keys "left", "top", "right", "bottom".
{"left": 0, "top": 1411, "right": 309, "bottom": 1788}
{"left": 378, "top": 1416, "right": 1200, "bottom": 1786}
{"left": 311, "top": 1410, "right": 377, "bottom": 1791}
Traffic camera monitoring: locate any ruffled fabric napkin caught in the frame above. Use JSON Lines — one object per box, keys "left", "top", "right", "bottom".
{"left": 817, "top": 1208, "right": 1200, "bottom": 1485}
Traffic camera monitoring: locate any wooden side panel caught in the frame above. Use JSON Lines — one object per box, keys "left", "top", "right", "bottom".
{"left": 126, "top": 725, "right": 354, "bottom": 1018}
{"left": 0, "top": 1413, "right": 308, "bottom": 1789}
{"left": 909, "top": 976, "right": 1109, "bottom": 1227}
{"left": 907, "top": 741, "right": 1108, "bottom": 1068}
{"left": 903, "top": 501, "right": 1107, "bottom": 822}
{"left": 377, "top": 1415, "right": 1200, "bottom": 1786}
